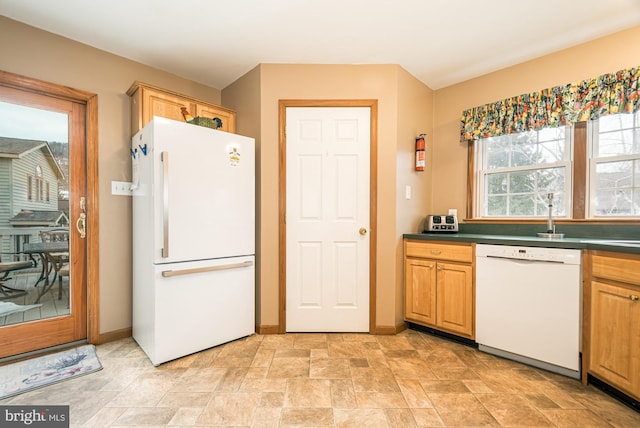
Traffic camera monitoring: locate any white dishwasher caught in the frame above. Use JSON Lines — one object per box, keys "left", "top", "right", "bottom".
{"left": 475, "top": 244, "right": 582, "bottom": 379}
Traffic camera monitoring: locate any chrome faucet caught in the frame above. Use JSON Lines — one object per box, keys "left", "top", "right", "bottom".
{"left": 546, "top": 193, "right": 555, "bottom": 234}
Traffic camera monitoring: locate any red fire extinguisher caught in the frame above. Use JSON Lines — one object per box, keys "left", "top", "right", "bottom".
{"left": 415, "top": 134, "right": 426, "bottom": 171}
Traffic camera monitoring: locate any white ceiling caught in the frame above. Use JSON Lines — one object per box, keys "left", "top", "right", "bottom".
{"left": 2, "top": 0, "right": 640, "bottom": 90}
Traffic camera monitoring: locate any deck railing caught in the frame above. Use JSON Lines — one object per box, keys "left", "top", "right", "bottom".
{"left": 0, "top": 227, "right": 60, "bottom": 261}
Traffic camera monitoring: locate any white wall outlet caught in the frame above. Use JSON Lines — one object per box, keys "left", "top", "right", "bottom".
{"left": 448, "top": 208, "right": 457, "bottom": 216}
{"left": 112, "top": 181, "right": 132, "bottom": 196}
{"left": 405, "top": 185, "right": 412, "bottom": 200}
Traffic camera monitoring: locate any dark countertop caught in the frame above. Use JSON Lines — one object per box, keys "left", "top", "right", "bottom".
{"left": 403, "top": 233, "right": 640, "bottom": 255}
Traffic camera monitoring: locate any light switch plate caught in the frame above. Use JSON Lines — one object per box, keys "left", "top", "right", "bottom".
{"left": 405, "top": 185, "right": 412, "bottom": 200}
{"left": 112, "top": 181, "right": 132, "bottom": 196}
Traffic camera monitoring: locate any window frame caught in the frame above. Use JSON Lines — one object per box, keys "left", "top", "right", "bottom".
{"left": 467, "top": 119, "right": 639, "bottom": 223}
{"left": 587, "top": 113, "right": 640, "bottom": 218}
{"left": 27, "top": 174, "right": 33, "bottom": 201}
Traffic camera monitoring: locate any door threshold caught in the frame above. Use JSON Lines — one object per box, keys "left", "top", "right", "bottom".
{"left": 0, "top": 339, "right": 88, "bottom": 366}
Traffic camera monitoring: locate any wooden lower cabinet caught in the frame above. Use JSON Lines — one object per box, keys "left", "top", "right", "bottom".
{"left": 588, "top": 252, "right": 640, "bottom": 400}
{"left": 436, "top": 262, "right": 473, "bottom": 337}
{"left": 405, "top": 258, "right": 437, "bottom": 326}
{"left": 404, "top": 240, "right": 474, "bottom": 339}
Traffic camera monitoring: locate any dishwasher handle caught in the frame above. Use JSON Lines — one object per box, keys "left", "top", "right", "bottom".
{"left": 484, "top": 255, "right": 566, "bottom": 264}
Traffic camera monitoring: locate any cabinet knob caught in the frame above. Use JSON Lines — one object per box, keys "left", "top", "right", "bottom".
{"left": 630, "top": 295, "right": 639, "bottom": 302}
{"left": 436, "top": 264, "right": 442, "bottom": 271}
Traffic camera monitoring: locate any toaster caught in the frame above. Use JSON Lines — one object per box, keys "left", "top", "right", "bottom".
{"left": 425, "top": 214, "right": 459, "bottom": 233}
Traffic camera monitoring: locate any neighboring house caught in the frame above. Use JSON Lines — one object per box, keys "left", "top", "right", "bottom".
{"left": 0, "top": 137, "right": 66, "bottom": 257}
{"left": 9, "top": 209, "right": 69, "bottom": 227}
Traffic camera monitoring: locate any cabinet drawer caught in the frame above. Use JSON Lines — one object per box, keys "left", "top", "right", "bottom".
{"left": 405, "top": 240, "right": 472, "bottom": 263}
{"left": 592, "top": 254, "right": 640, "bottom": 286}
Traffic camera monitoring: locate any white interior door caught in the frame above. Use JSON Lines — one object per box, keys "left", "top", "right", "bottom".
{"left": 286, "top": 107, "right": 370, "bottom": 332}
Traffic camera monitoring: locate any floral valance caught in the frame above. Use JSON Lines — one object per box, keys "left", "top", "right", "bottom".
{"left": 460, "top": 66, "right": 640, "bottom": 141}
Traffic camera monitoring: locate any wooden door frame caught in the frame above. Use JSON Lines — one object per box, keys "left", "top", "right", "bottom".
{"left": 278, "top": 99, "right": 378, "bottom": 334}
{"left": 0, "top": 70, "right": 100, "bottom": 345}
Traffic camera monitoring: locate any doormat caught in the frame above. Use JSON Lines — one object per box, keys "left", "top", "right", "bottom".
{"left": 0, "top": 344, "right": 102, "bottom": 400}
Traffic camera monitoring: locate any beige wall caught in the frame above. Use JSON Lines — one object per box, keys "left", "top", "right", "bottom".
{"left": 395, "top": 70, "right": 433, "bottom": 325}
{"left": 0, "top": 17, "right": 222, "bottom": 334}
{"left": 432, "top": 26, "right": 640, "bottom": 216}
{"left": 223, "top": 64, "right": 433, "bottom": 330}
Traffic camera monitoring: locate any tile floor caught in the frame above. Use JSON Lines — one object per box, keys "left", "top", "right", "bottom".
{"left": 2, "top": 329, "right": 640, "bottom": 427}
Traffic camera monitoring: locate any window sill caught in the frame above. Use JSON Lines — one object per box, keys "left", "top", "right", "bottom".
{"left": 463, "top": 218, "right": 640, "bottom": 226}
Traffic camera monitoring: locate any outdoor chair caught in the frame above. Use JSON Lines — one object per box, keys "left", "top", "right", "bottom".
{"left": 0, "top": 259, "right": 34, "bottom": 300}
{"left": 39, "top": 229, "right": 70, "bottom": 279}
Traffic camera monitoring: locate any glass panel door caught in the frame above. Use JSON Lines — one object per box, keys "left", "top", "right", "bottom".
{"left": 0, "top": 101, "right": 71, "bottom": 325}
{"left": 0, "top": 82, "right": 87, "bottom": 358}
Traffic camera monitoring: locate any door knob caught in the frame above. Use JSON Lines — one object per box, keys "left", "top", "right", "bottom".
{"left": 359, "top": 227, "right": 367, "bottom": 236}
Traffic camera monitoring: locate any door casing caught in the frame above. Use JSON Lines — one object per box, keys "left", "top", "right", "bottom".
{"left": 278, "top": 99, "right": 378, "bottom": 334}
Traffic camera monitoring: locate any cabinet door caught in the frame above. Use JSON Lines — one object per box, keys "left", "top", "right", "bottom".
{"left": 196, "top": 104, "right": 236, "bottom": 133}
{"left": 404, "top": 258, "right": 437, "bottom": 326}
{"left": 436, "top": 262, "right": 474, "bottom": 338}
{"left": 143, "top": 88, "right": 196, "bottom": 125}
{"left": 590, "top": 280, "right": 640, "bottom": 397}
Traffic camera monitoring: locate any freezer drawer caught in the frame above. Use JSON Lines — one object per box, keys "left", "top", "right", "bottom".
{"left": 133, "top": 256, "right": 255, "bottom": 366}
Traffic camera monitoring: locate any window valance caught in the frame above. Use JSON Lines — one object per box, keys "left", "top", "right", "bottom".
{"left": 460, "top": 66, "right": 640, "bottom": 141}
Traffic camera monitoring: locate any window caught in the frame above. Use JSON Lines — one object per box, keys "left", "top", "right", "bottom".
{"left": 35, "top": 164, "right": 43, "bottom": 202}
{"left": 589, "top": 111, "right": 640, "bottom": 217}
{"left": 475, "top": 127, "right": 572, "bottom": 218}
{"left": 27, "top": 175, "right": 33, "bottom": 201}
{"left": 473, "top": 112, "right": 640, "bottom": 220}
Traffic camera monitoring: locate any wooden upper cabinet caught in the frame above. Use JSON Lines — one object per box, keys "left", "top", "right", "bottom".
{"left": 195, "top": 104, "right": 236, "bottom": 133}
{"left": 126, "top": 81, "right": 236, "bottom": 136}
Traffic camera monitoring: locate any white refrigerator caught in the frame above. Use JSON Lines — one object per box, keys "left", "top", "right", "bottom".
{"left": 131, "top": 116, "right": 255, "bottom": 366}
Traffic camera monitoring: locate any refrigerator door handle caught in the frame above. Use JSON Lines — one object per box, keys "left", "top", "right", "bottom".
{"left": 161, "top": 151, "right": 169, "bottom": 258}
{"left": 161, "top": 260, "right": 254, "bottom": 277}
